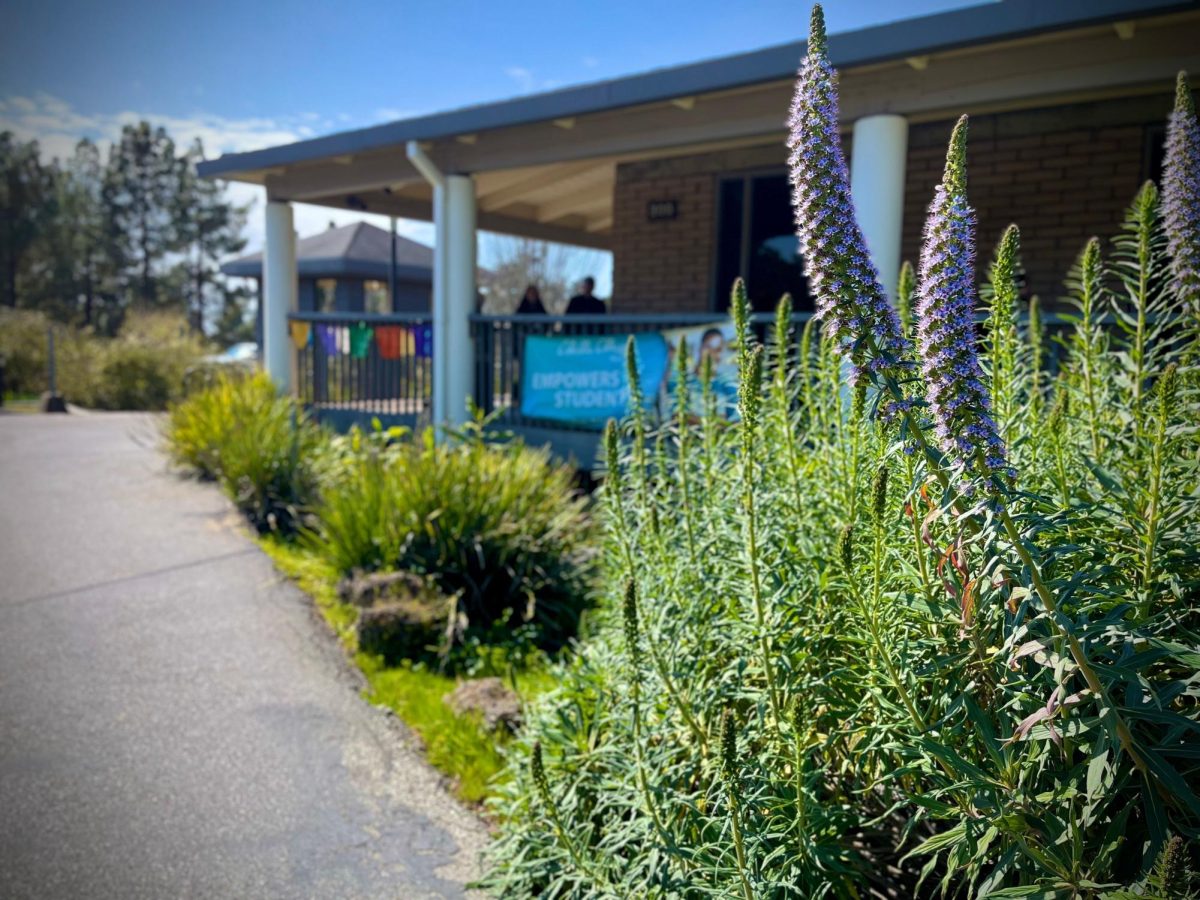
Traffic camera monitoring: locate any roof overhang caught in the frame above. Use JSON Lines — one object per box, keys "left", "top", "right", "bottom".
{"left": 199, "top": 0, "right": 1200, "bottom": 249}
{"left": 221, "top": 258, "right": 433, "bottom": 281}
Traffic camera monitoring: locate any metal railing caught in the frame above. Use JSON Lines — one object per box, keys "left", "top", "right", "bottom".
{"left": 470, "top": 312, "right": 809, "bottom": 431}
{"left": 291, "top": 308, "right": 1091, "bottom": 436}
{"left": 290, "top": 310, "right": 433, "bottom": 424}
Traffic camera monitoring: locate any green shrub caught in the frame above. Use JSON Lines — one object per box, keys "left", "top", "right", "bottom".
{"left": 311, "top": 421, "right": 595, "bottom": 658}
{"left": 165, "top": 370, "right": 276, "bottom": 478}
{"left": 165, "top": 371, "right": 322, "bottom": 534}
{"left": 482, "top": 26, "right": 1200, "bottom": 898}
{"left": 94, "top": 345, "right": 172, "bottom": 409}
{"left": 0, "top": 308, "right": 52, "bottom": 397}
{"left": 0, "top": 308, "right": 208, "bottom": 409}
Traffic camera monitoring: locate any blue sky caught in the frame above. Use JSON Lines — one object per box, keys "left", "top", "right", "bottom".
{"left": 1, "top": 0, "right": 985, "bottom": 281}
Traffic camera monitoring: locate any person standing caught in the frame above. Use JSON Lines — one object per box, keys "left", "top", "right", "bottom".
{"left": 516, "top": 284, "right": 547, "bottom": 314}
{"left": 564, "top": 277, "right": 605, "bottom": 315}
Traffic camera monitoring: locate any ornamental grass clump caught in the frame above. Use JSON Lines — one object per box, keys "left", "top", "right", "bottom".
{"left": 484, "top": 24, "right": 1200, "bottom": 898}
{"left": 311, "top": 422, "right": 595, "bottom": 656}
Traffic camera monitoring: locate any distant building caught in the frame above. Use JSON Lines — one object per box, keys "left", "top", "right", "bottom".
{"left": 222, "top": 222, "right": 433, "bottom": 339}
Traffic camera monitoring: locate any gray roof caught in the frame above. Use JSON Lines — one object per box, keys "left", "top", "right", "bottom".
{"left": 198, "top": 0, "right": 1196, "bottom": 180}
{"left": 221, "top": 221, "right": 433, "bottom": 281}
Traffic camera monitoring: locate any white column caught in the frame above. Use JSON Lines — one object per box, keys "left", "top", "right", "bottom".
{"left": 262, "top": 200, "right": 297, "bottom": 391}
{"left": 442, "top": 174, "right": 477, "bottom": 429}
{"left": 850, "top": 114, "right": 908, "bottom": 301}
{"left": 429, "top": 183, "right": 448, "bottom": 428}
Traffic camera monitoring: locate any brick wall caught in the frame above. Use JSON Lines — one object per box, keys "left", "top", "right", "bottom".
{"left": 610, "top": 169, "right": 714, "bottom": 313}
{"left": 610, "top": 145, "right": 783, "bottom": 313}
{"left": 610, "top": 94, "right": 1168, "bottom": 312}
{"left": 900, "top": 99, "right": 1162, "bottom": 304}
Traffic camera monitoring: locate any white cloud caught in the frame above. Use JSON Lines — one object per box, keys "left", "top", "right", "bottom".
{"left": 0, "top": 92, "right": 435, "bottom": 259}
{"left": 582, "top": 56, "right": 599, "bottom": 69}
{"left": 504, "top": 66, "right": 537, "bottom": 93}
{"left": 373, "top": 107, "right": 414, "bottom": 123}
{"left": 0, "top": 91, "right": 308, "bottom": 163}
{"left": 0, "top": 91, "right": 610, "bottom": 295}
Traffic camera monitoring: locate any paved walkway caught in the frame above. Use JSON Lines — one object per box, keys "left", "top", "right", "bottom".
{"left": 0, "top": 412, "right": 487, "bottom": 899}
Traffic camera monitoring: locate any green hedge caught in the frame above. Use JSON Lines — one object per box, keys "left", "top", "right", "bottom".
{"left": 0, "top": 309, "right": 209, "bottom": 409}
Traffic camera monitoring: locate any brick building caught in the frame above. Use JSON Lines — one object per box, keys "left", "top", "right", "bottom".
{"left": 200, "top": 0, "right": 1200, "bottom": 432}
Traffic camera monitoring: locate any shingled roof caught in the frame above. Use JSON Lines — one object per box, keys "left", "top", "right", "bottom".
{"left": 221, "top": 222, "right": 433, "bottom": 282}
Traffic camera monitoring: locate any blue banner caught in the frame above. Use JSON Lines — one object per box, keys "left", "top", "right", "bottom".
{"left": 520, "top": 332, "right": 669, "bottom": 424}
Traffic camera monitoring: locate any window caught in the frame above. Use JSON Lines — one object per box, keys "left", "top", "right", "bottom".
{"left": 715, "top": 172, "right": 812, "bottom": 313}
{"left": 1143, "top": 123, "right": 1166, "bottom": 185}
{"left": 316, "top": 279, "right": 337, "bottom": 312}
{"left": 364, "top": 280, "right": 390, "bottom": 314}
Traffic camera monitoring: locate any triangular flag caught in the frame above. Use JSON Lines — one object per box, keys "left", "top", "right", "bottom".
{"left": 375, "top": 325, "right": 414, "bottom": 359}
{"left": 349, "top": 323, "right": 373, "bottom": 358}
{"left": 289, "top": 320, "right": 311, "bottom": 349}
{"left": 315, "top": 324, "right": 338, "bottom": 355}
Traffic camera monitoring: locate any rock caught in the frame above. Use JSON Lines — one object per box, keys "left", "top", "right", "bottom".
{"left": 338, "top": 569, "right": 427, "bottom": 608}
{"left": 356, "top": 598, "right": 445, "bottom": 664}
{"left": 445, "top": 678, "right": 523, "bottom": 733}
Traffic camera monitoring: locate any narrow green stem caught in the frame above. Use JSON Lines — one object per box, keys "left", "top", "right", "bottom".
{"left": 676, "top": 412, "right": 699, "bottom": 569}
{"left": 727, "top": 787, "right": 754, "bottom": 900}
{"left": 744, "top": 477, "right": 784, "bottom": 731}
{"left": 852, "top": 551, "right": 927, "bottom": 732}
{"left": 903, "top": 453, "right": 938, "bottom": 606}
{"left": 611, "top": 470, "right": 708, "bottom": 754}
{"left": 631, "top": 678, "right": 668, "bottom": 837}
{"left": 1140, "top": 404, "right": 1167, "bottom": 613}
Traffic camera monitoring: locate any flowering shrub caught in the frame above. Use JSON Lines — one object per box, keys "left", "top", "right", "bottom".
{"left": 484, "top": 9, "right": 1200, "bottom": 897}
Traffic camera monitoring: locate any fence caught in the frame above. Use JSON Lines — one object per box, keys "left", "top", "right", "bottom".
{"left": 290, "top": 310, "right": 432, "bottom": 428}
{"left": 293, "top": 307, "right": 1085, "bottom": 454}
{"left": 469, "top": 312, "right": 805, "bottom": 432}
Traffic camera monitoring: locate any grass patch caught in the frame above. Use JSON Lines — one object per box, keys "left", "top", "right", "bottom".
{"left": 258, "top": 534, "right": 541, "bottom": 806}
{"left": 357, "top": 655, "right": 507, "bottom": 805}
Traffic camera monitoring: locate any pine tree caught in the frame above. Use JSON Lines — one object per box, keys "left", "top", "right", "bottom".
{"left": 173, "top": 138, "right": 249, "bottom": 333}
{"left": 0, "top": 132, "right": 58, "bottom": 308}
{"left": 102, "top": 122, "right": 182, "bottom": 309}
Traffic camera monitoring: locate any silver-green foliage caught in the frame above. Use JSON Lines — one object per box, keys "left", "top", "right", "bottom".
{"left": 482, "top": 112, "right": 1200, "bottom": 900}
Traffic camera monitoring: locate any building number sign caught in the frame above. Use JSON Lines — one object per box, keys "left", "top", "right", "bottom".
{"left": 647, "top": 200, "right": 679, "bottom": 221}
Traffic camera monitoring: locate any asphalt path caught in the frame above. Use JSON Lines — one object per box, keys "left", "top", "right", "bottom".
{"left": 0, "top": 411, "right": 486, "bottom": 899}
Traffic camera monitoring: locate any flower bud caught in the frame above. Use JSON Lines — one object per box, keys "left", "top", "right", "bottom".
{"left": 839, "top": 524, "right": 854, "bottom": 572}
{"left": 720, "top": 707, "right": 739, "bottom": 781}
{"left": 872, "top": 466, "right": 889, "bottom": 525}
{"left": 622, "top": 578, "right": 641, "bottom": 666}
{"left": 531, "top": 740, "right": 551, "bottom": 808}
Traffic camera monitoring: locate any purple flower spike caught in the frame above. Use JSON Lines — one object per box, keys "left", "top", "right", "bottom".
{"left": 916, "top": 117, "right": 1012, "bottom": 485}
{"left": 1163, "top": 71, "right": 1200, "bottom": 310}
{"left": 787, "top": 5, "right": 909, "bottom": 398}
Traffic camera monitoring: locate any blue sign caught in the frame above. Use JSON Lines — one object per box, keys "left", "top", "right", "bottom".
{"left": 520, "top": 332, "right": 669, "bottom": 424}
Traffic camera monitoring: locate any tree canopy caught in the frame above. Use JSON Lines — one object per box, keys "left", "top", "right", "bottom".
{"left": 0, "top": 122, "right": 252, "bottom": 342}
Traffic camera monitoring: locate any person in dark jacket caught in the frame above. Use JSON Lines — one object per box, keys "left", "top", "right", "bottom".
{"left": 516, "top": 284, "right": 547, "bottom": 314}
{"left": 564, "top": 277, "right": 605, "bottom": 315}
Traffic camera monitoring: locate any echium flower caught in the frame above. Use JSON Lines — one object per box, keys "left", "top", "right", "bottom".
{"left": 1163, "top": 71, "right": 1200, "bottom": 310}
{"left": 915, "top": 116, "right": 1012, "bottom": 485}
{"left": 787, "top": 4, "right": 909, "bottom": 393}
